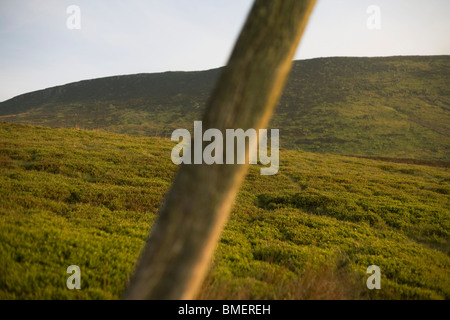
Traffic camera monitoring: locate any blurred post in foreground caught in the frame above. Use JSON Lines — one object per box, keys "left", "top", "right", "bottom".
{"left": 123, "top": 0, "right": 316, "bottom": 300}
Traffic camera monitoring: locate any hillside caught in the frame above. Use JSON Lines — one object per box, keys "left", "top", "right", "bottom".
{"left": 0, "top": 56, "right": 449, "bottom": 160}
{"left": 0, "top": 123, "right": 448, "bottom": 299}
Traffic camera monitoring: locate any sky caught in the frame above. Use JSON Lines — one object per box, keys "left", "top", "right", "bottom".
{"left": 0, "top": 0, "right": 449, "bottom": 102}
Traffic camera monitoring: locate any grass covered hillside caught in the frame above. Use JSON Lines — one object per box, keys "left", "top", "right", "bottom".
{"left": 0, "top": 56, "right": 449, "bottom": 160}
{"left": 0, "top": 123, "right": 448, "bottom": 299}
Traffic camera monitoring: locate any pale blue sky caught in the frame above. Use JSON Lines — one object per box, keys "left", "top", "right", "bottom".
{"left": 1, "top": 0, "right": 449, "bottom": 102}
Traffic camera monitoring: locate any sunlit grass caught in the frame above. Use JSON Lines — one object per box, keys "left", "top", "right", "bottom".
{"left": 0, "top": 123, "right": 448, "bottom": 299}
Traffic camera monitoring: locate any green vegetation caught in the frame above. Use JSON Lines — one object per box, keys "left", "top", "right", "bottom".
{"left": 1, "top": 56, "right": 449, "bottom": 159}
{"left": 1, "top": 123, "right": 448, "bottom": 299}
